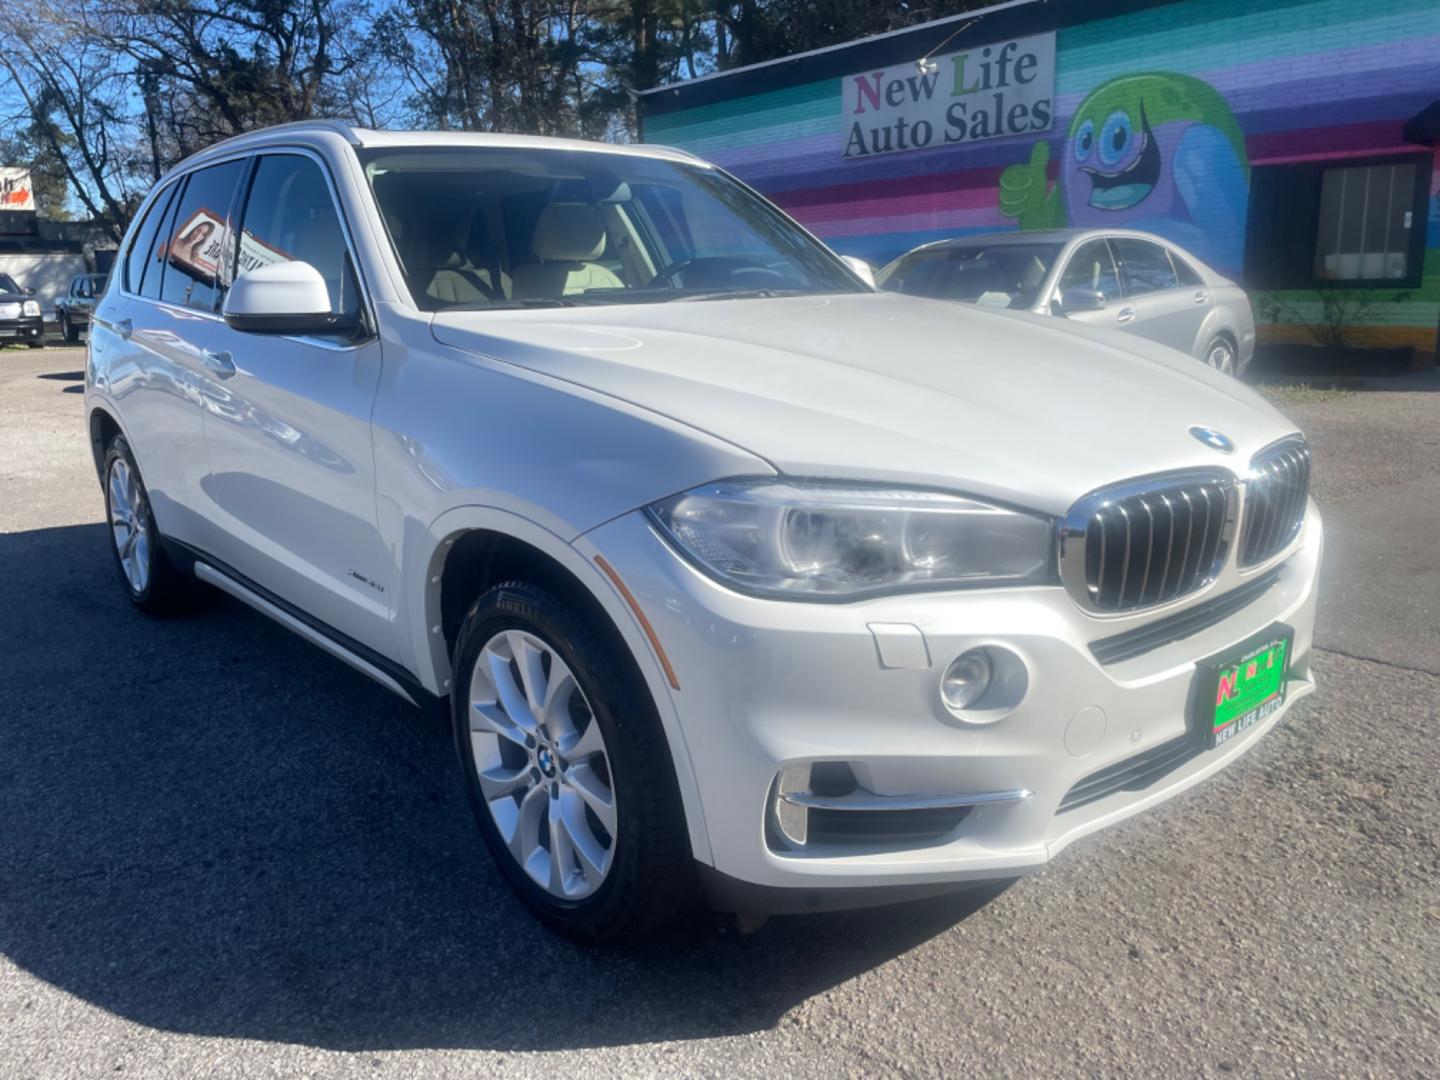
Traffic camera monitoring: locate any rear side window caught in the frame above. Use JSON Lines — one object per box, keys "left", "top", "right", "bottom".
{"left": 1058, "top": 240, "right": 1123, "bottom": 302}
{"left": 236, "top": 154, "right": 357, "bottom": 319}
{"left": 123, "top": 182, "right": 178, "bottom": 297}
{"left": 1170, "top": 253, "right": 1204, "bottom": 287}
{"left": 160, "top": 159, "right": 247, "bottom": 311}
{"left": 1112, "top": 238, "right": 1179, "bottom": 296}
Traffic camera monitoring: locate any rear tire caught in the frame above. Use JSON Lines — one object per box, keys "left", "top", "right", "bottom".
{"left": 1202, "top": 335, "right": 1236, "bottom": 377}
{"left": 102, "top": 435, "right": 197, "bottom": 614}
{"left": 452, "top": 580, "right": 693, "bottom": 944}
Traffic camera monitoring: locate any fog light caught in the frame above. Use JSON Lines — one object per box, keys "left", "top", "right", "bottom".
{"left": 941, "top": 650, "right": 993, "bottom": 711}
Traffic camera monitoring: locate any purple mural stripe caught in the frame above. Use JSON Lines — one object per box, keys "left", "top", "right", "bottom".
{"left": 798, "top": 207, "right": 1010, "bottom": 238}
{"left": 1246, "top": 119, "right": 1410, "bottom": 161}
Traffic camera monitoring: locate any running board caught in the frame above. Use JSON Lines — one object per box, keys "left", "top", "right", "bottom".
{"left": 193, "top": 561, "right": 420, "bottom": 708}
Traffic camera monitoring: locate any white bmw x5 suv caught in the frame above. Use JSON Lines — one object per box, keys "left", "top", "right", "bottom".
{"left": 86, "top": 121, "right": 1320, "bottom": 942}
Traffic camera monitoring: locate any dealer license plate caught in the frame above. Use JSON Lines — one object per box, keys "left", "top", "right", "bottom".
{"left": 1194, "top": 626, "right": 1292, "bottom": 749}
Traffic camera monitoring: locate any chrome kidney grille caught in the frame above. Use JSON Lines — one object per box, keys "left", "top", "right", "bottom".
{"left": 1060, "top": 473, "right": 1237, "bottom": 613}
{"left": 1060, "top": 438, "right": 1312, "bottom": 615}
{"left": 1239, "top": 439, "right": 1312, "bottom": 567}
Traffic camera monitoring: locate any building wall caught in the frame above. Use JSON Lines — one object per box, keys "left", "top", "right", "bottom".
{"left": 644, "top": 0, "right": 1440, "bottom": 357}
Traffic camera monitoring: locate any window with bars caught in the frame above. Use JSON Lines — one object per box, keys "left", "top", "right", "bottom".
{"left": 1243, "top": 153, "right": 1429, "bottom": 290}
{"left": 1313, "top": 162, "right": 1417, "bottom": 282}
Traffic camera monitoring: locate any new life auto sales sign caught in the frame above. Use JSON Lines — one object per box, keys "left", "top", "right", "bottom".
{"left": 842, "top": 32, "right": 1055, "bottom": 158}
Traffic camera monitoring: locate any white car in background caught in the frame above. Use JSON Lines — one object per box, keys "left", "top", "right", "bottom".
{"left": 86, "top": 122, "right": 1317, "bottom": 942}
{"left": 876, "top": 228, "right": 1256, "bottom": 376}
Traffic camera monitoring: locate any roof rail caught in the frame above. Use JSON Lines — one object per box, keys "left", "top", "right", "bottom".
{"left": 192, "top": 119, "right": 364, "bottom": 158}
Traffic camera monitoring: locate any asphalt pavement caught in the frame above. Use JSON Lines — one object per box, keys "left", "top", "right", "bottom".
{"left": 1, "top": 345, "right": 1437, "bottom": 1077}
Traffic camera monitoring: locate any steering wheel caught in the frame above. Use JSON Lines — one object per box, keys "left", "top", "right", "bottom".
{"left": 646, "top": 256, "right": 783, "bottom": 290}
{"left": 646, "top": 259, "right": 701, "bottom": 288}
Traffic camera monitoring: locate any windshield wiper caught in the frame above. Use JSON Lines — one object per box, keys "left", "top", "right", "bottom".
{"left": 447, "top": 297, "right": 589, "bottom": 311}
{"left": 666, "top": 288, "right": 808, "bottom": 303}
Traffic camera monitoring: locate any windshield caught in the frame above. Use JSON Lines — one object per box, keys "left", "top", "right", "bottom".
{"left": 358, "top": 147, "right": 864, "bottom": 310}
{"left": 876, "top": 242, "right": 1063, "bottom": 310}
{"left": 0, "top": 273, "right": 20, "bottom": 294}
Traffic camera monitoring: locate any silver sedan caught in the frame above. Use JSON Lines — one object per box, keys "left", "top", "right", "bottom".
{"left": 875, "top": 228, "right": 1255, "bottom": 376}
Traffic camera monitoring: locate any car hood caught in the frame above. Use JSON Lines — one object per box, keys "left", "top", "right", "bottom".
{"left": 432, "top": 292, "right": 1296, "bottom": 515}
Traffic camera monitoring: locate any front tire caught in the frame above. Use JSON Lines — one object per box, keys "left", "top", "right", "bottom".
{"left": 102, "top": 435, "right": 196, "bottom": 613}
{"left": 61, "top": 313, "right": 79, "bottom": 343}
{"left": 452, "top": 580, "right": 693, "bottom": 944}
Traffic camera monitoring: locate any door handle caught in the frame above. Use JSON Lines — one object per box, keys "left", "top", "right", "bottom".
{"left": 202, "top": 349, "right": 237, "bottom": 378}
{"left": 1116, "top": 307, "right": 1136, "bottom": 324}
{"left": 1193, "top": 291, "right": 1209, "bottom": 304}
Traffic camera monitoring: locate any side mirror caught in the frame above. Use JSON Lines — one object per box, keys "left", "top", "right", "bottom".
{"left": 1057, "top": 287, "right": 1106, "bottom": 314}
{"left": 841, "top": 255, "right": 876, "bottom": 288}
{"left": 223, "top": 260, "right": 354, "bottom": 335}
{"left": 24, "top": 286, "right": 36, "bottom": 296}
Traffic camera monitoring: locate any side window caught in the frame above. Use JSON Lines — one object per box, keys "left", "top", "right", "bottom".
{"left": 123, "top": 182, "right": 178, "bottom": 297}
{"left": 1058, "top": 240, "right": 1122, "bottom": 301}
{"left": 1113, "top": 238, "right": 1179, "bottom": 296}
{"left": 160, "top": 159, "right": 247, "bottom": 311}
{"left": 1170, "top": 253, "right": 1204, "bottom": 287}
{"left": 236, "top": 154, "right": 357, "bottom": 319}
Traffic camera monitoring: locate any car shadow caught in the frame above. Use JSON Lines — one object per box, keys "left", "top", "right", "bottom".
{"left": 36, "top": 370, "right": 85, "bottom": 381}
{"left": 0, "top": 523, "right": 999, "bottom": 1051}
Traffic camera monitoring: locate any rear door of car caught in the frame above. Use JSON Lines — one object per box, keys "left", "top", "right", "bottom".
{"left": 197, "top": 149, "right": 394, "bottom": 658}
{"left": 90, "top": 158, "right": 247, "bottom": 549}
{"left": 1110, "top": 236, "right": 1213, "bottom": 357}
{"left": 1052, "top": 238, "right": 1127, "bottom": 330}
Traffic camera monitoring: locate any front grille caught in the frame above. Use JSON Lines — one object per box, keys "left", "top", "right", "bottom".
{"left": 1059, "top": 473, "right": 1237, "bottom": 613}
{"left": 1239, "top": 439, "right": 1311, "bottom": 567}
{"left": 0, "top": 302, "right": 20, "bottom": 320}
{"left": 1058, "top": 734, "right": 1203, "bottom": 813}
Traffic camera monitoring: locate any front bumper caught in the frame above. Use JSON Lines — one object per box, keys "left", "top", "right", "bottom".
{"left": 0, "top": 316, "right": 45, "bottom": 344}
{"left": 578, "top": 505, "right": 1321, "bottom": 895}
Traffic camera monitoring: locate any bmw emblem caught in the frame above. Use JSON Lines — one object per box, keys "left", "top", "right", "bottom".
{"left": 1189, "top": 425, "right": 1235, "bottom": 454}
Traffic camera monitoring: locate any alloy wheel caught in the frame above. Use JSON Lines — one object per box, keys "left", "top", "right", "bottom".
{"left": 467, "top": 629, "right": 618, "bottom": 900}
{"left": 1206, "top": 340, "right": 1236, "bottom": 376}
{"left": 107, "top": 457, "right": 150, "bottom": 593}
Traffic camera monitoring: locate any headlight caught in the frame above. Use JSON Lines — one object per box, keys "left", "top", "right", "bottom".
{"left": 22, "top": 300, "right": 40, "bottom": 317}
{"left": 647, "top": 478, "right": 1053, "bottom": 599}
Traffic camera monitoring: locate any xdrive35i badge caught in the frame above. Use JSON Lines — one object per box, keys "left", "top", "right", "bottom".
{"left": 1189, "top": 425, "right": 1235, "bottom": 453}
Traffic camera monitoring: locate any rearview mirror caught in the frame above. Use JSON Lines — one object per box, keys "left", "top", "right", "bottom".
{"left": 1057, "top": 287, "right": 1106, "bottom": 314}
{"left": 223, "top": 260, "right": 355, "bottom": 335}
{"left": 841, "top": 255, "right": 876, "bottom": 288}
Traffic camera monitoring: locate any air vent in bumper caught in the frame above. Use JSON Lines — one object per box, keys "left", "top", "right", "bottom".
{"left": 1058, "top": 734, "right": 1203, "bottom": 813}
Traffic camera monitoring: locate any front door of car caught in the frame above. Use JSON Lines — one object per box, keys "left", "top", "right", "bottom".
{"left": 91, "top": 160, "right": 246, "bottom": 551}
{"left": 1110, "top": 237, "right": 1213, "bottom": 356}
{"left": 198, "top": 151, "right": 395, "bottom": 660}
{"left": 1052, "top": 238, "right": 1128, "bottom": 330}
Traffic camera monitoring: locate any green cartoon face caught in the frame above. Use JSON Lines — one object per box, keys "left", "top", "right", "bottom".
{"left": 1062, "top": 73, "right": 1248, "bottom": 221}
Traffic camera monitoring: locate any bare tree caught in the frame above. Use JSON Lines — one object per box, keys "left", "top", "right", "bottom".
{"left": 0, "top": 1, "right": 146, "bottom": 238}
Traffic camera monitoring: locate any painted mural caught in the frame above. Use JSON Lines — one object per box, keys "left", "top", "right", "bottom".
{"left": 998, "top": 73, "right": 1250, "bottom": 272}
{"left": 643, "top": 0, "right": 1440, "bottom": 355}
